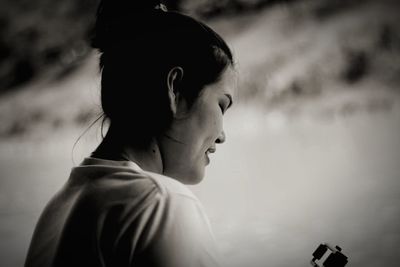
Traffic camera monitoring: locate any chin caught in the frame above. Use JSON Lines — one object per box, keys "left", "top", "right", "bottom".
{"left": 178, "top": 168, "right": 205, "bottom": 185}
{"left": 185, "top": 175, "right": 204, "bottom": 185}
{"left": 165, "top": 165, "right": 206, "bottom": 185}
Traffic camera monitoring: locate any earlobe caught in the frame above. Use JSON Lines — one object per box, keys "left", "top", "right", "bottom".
{"left": 167, "top": 66, "right": 184, "bottom": 116}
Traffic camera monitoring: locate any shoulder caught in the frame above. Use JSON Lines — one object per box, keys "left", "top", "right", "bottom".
{"left": 72, "top": 157, "right": 196, "bottom": 199}
{"left": 142, "top": 170, "right": 199, "bottom": 202}
{"left": 68, "top": 157, "right": 207, "bottom": 232}
{"left": 83, "top": 168, "right": 211, "bottom": 253}
{"left": 69, "top": 160, "right": 200, "bottom": 218}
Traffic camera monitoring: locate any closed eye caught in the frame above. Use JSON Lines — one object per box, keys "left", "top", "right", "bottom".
{"left": 219, "top": 104, "right": 225, "bottom": 114}
{"left": 225, "top": 94, "right": 233, "bottom": 108}
{"left": 220, "top": 94, "right": 233, "bottom": 114}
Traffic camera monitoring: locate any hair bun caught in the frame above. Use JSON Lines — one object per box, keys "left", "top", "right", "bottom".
{"left": 91, "top": 0, "right": 167, "bottom": 51}
{"left": 135, "top": 0, "right": 166, "bottom": 10}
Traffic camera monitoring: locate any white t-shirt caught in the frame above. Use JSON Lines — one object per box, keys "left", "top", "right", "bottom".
{"left": 25, "top": 157, "right": 221, "bottom": 267}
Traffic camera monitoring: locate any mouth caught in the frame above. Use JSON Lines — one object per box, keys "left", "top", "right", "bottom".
{"left": 206, "top": 147, "right": 217, "bottom": 156}
{"left": 205, "top": 147, "right": 216, "bottom": 165}
{"left": 206, "top": 147, "right": 216, "bottom": 155}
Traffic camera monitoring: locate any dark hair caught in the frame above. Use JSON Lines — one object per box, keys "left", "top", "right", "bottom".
{"left": 91, "top": 0, "right": 234, "bottom": 146}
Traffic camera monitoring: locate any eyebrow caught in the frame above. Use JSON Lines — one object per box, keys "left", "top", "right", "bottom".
{"left": 225, "top": 94, "right": 233, "bottom": 108}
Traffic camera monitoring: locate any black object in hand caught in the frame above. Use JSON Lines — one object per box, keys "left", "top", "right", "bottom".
{"left": 311, "top": 243, "right": 348, "bottom": 267}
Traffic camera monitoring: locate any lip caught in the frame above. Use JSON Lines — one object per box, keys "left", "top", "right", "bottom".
{"left": 205, "top": 153, "right": 210, "bottom": 165}
{"left": 205, "top": 147, "right": 216, "bottom": 166}
{"left": 206, "top": 147, "right": 216, "bottom": 154}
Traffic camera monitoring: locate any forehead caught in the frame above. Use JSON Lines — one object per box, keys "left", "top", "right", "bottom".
{"left": 204, "top": 67, "right": 237, "bottom": 97}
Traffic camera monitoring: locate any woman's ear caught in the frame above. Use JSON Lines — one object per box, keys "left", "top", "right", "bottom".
{"left": 167, "top": 66, "right": 184, "bottom": 116}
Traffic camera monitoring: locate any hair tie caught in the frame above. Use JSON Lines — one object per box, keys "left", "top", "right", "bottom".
{"left": 155, "top": 3, "right": 168, "bottom": 12}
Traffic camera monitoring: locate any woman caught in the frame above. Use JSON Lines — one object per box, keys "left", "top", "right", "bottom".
{"left": 25, "top": 1, "right": 236, "bottom": 266}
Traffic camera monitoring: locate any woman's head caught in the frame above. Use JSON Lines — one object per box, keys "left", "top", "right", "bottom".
{"left": 160, "top": 66, "right": 236, "bottom": 184}
{"left": 92, "top": 0, "right": 236, "bottom": 183}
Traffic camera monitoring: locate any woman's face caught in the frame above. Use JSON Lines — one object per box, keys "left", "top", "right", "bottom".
{"left": 160, "top": 67, "right": 236, "bottom": 184}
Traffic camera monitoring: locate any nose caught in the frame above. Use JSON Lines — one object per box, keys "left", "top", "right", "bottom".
{"left": 216, "top": 130, "right": 226, "bottom": 144}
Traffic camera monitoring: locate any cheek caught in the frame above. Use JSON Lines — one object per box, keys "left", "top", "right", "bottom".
{"left": 199, "top": 107, "right": 219, "bottom": 129}
{"left": 187, "top": 102, "right": 223, "bottom": 151}
{"left": 201, "top": 112, "right": 223, "bottom": 146}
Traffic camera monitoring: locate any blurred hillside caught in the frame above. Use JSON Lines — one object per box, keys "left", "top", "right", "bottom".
{"left": 0, "top": 0, "right": 399, "bottom": 139}
{"left": 0, "top": 0, "right": 286, "bottom": 93}
{"left": 0, "top": 0, "right": 98, "bottom": 91}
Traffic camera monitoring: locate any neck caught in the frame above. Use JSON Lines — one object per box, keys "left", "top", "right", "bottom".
{"left": 91, "top": 126, "right": 163, "bottom": 174}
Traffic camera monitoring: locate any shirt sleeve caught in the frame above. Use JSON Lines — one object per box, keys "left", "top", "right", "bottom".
{"left": 139, "top": 191, "right": 221, "bottom": 267}
{"left": 134, "top": 190, "right": 221, "bottom": 267}
{"left": 99, "top": 187, "right": 221, "bottom": 267}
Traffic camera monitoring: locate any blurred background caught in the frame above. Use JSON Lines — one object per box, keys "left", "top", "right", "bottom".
{"left": 1, "top": 0, "right": 400, "bottom": 266}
